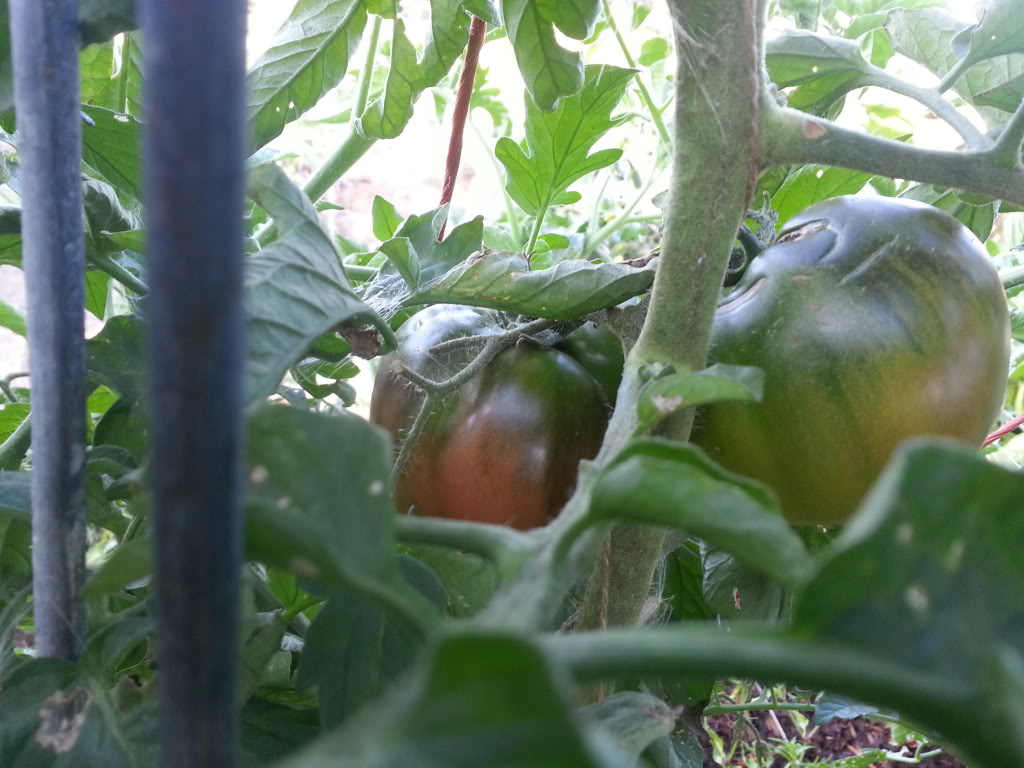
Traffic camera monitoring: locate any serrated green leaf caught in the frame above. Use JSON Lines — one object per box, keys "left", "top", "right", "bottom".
{"left": 244, "top": 404, "right": 412, "bottom": 609}
{"left": 247, "top": 0, "right": 367, "bottom": 152}
{"left": 0, "top": 298, "right": 25, "bottom": 337}
{"left": 80, "top": 43, "right": 119, "bottom": 110}
{"left": 638, "top": 37, "right": 671, "bottom": 67}
{"left": 636, "top": 364, "right": 764, "bottom": 435}
{"left": 406, "top": 251, "right": 655, "bottom": 320}
{"left": 589, "top": 439, "right": 811, "bottom": 587}
{"left": 581, "top": 692, "right": 677, "bottom": 759}
{"left": 245, "top": 163, "right": 387, "bottom": 402}
{"left": 358, "top": 3, "right": 475, "bottom": 140}
{"left": 87, "top": 314, "right": 146, "bottom": 402}
{"left": 371, "top": 195, "right": 402, "bottom": 241}
{"left": 502, "top": 0, "right": 587, "bottom": 111}
{"left": 900, "top": 184, "right": 998, "bottom": 241}
{"left": 767, "top": 29, "right": 871, "bottom": 86}
{"left": 82, "top": 106, "right": 142, "bottom": 202}
{"left": 496, "top": 64, "right": 634, "bottom": 217}
{"left": 949, "top": 0, "right": 1024, "bottom": 66}
{"left": 793, "top": 439, "right": 1024, "bottom": 684}
{"left": 279, "top": 631, "right": 622, "bottom": 767}
{"left": 78, "top": 0, "right": 136, "bottom": 47}
{"left": 771, "top": 165, "right": 873, "bottom": 225}
{"left": 885, "top": 7, "right": 1024, "bottom": 117}
{"left": 536, "top": 0, "right": 600, "bottom": 41}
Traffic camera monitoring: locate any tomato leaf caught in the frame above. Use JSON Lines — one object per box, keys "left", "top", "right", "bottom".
{"left": 501, "top": 0, "right": 588, "bottom": 112}
{"left": 793, "top": 439, "right": 1024, "bottom": 685}
{"left": 247, "top": 0, "right": 367, "bottom": 153}
{"left": 405, "top": 251, "right": 655, "bottom": 320}
{"left": 82, "top": 105, "right": 143, "bottom": 202}
{"left": 496, "top": 64, "right": 634, "bottom": 217}
{"left": 371, "top": 195, "right": 403, "bottom": 242}
{"left": 279, "top": 632, "right": 625, "bottom": 767}
{"left": 813, "top": 693, "right": 879, "bottom": 726}
{"left": 358, "top": 2, "right": 476, "bottom": 140}
{"left": 0, "top": 298, "right": 25, "bottom": 337}
{"left": 244, "top": 405, "right": 420, "bottom": 618}
{"left": 766, "top": 29, "right": 872, "bottom": 87}
{"left": 635, "top": 364, "right": 764, "bottom": 435}
{"left": 949, "top": 0, "right": 1024, "bottom": 66}
{"left": 580, "top": 692, "right": 677, "bottom": 760}
{"left": 885, "top": 7, "right": 1024, "bottom": 116}
{"left": 588, "top": 439, "right": 811, "bottom": 587}
{"left": 770, "top": 164, "right": 873, "bottom": 225}
{"left": 297, "top": 556, "right": 444, "bottom": 729}
{"left": 245, "top": 163, "right": 388, "bottom": 402}
{"left": 900, "top": 184, "right": 998, "bottom": 241}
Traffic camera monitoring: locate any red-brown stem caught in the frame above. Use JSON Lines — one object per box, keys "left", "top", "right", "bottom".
{"left": 438, "top": 15, "right": 486, "bottom": 240}
{"left": 984, "top": 412, "right": 1024, "bottom": 447}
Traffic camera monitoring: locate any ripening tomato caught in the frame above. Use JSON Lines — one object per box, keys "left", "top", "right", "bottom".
{"left": 370, "top": 305, "right": 623, "bottom": 529}
{"left": 692, "top": 195, "right": 1010, "bottom": 524}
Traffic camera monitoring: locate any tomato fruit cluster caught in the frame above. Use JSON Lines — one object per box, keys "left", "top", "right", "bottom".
{"left": 372, "top": 196, "right": 1009, "bottom": 529}
{"left": 370, "top": 306, "right": 623, "bottom": 530}
{"left": 693, "top": 195, "right": 1010, "bottom": 524}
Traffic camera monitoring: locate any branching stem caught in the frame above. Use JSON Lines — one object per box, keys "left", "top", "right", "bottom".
{"left": 990, "top": 99, "right": 1024, "bottom": 169}
{"left": 860, "top": 67, "right": 985, "bottom": 150}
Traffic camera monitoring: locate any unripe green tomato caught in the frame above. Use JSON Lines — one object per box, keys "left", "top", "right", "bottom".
{"left": 369, "top": 305, "right": 623, "bottom": 529}
{"left": 692, "top": 195, "right": 1010, "bottom": 524}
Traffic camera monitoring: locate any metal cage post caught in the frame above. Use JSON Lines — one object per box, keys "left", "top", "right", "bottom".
{"left": 9, "top": 0, "right": 87, "bottom": 661}
{"left": 142, "top": 2, "right": 248, "bottom": 765}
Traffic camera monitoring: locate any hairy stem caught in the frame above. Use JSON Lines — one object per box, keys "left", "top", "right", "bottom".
{"left": 761, "top": 102, "right": 1024, "bottom": 207}
{"left": 577, "top": 0, "right": 765, "bottom": 636}
{"left": 990, "top": 99, "right": 1024, "bottom": 169}
{"left": 860, "top": 67, "right": 985, "bottom": 150}
{"left": 395, "top": 514, "right": 532, "bottom": 566}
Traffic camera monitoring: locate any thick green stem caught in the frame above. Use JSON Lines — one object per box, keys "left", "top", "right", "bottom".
{"left": 702, "top": 702, "right": 815, "bottom": 716}
{"left": 577, "top": 0, "right": 764, "bottom": 635}
{"left": 395, "top": 514, "right": 532, "bottom": 567}
{"left": 991, "top": 99, "right": 1024, "bottom": 169}
{"left": 304, "top": 130, "right": 377, "bottom": 205}
{"left": 601, "top": 0, "right": 672, "bottom": 147}
{"left": 860, "top": 66, "right": 985, "bottom": 150}
{"left": 761, "top": 102, "right": 1024, "bottom": 207}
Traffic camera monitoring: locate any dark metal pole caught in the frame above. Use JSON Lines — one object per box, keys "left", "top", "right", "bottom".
{"left": 9, "top": 0, "right": 87, "bottom": 660}
{"left": 141, "top": 3, "right": 247, "bottom": 766}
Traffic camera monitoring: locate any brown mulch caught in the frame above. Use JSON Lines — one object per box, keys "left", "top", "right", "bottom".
{"left": 704, "top": 711, "right": 965, "bottom": 767}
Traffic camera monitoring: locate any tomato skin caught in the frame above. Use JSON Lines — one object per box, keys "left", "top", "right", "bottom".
{"left": 692, "top": 195, "right": 1010, "bottom": 524}
{"left": 369, "top": 305, "right": 614, "bottom": 529}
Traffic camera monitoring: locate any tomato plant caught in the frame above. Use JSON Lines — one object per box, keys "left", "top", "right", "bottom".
{"left": 695, "top": 195, "right": 1011, "bottom": 524}
{"left": 371, "top": 305, "right": 622, "bottom": 529}
{"left": 3, "top": 1, "right": 1024, "bottom": 768}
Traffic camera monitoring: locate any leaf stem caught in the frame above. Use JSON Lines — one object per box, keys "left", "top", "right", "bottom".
{"left": 525, "top": 206, "right": 547, "bottom": 254}
{"left": 860, "top": 67, "right": 985, "bottom": 150}
{"left": 303, "top": 130, "right": 378, "bottom": 205}
{"left": 1001, "top": 265, "right": 1024, "bottom": 291}
{"left": 88, "top": 250, "right": 149, "bottom": 295}
{"left": 395, "top": 514, "right": 532, "bottom": 566}
{"left": 351, "top": 15, "right": 383, "bottom": 133}
{"left": 581, "top": 171, "right": 662, "bottom": 259}
{"left": 601, "top": 0, "right": 672, "bottom": 147}
{"left": 760, "top": 103, "right": 1024, "bottom": 207}
{"left": 990, "top": 99, "right": 1024, "bottom": 169}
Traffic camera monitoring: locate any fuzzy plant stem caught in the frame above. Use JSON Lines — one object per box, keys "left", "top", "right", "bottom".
{"left": 576, "top": 0, "right": 765, "bottom": 633}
